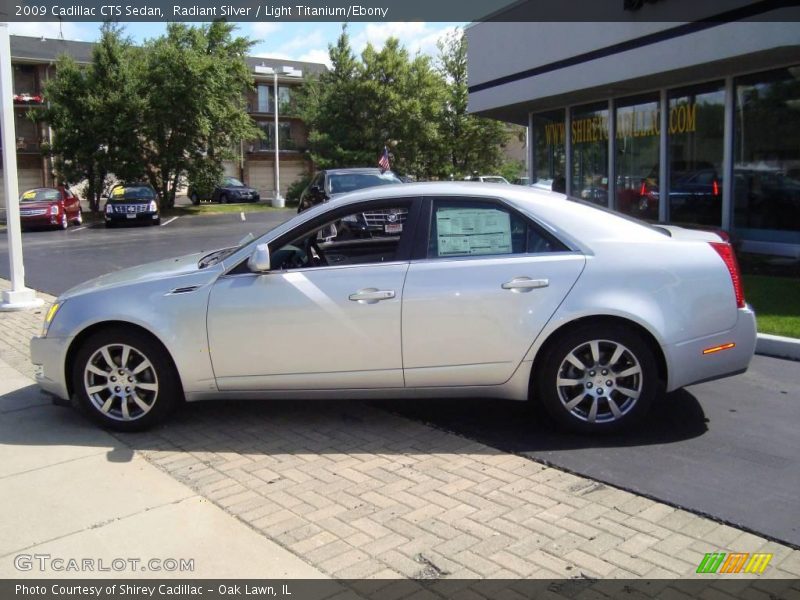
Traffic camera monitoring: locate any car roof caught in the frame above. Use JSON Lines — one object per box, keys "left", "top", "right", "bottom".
{"left": 323, "top": 168, "right": 394, "bottom": 176}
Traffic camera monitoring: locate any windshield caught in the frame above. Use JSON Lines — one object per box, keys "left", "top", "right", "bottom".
{"left": 224, "top": 177, "right": 244, "bottom": 187}
{"left": 329, "top": 172, "right": 402, "bottom": 194}
{"left": 109, "top": 186, "right": 155, "bottom": 201}
{"left": 20, "top": 188, "right": 60, "bottom": 203}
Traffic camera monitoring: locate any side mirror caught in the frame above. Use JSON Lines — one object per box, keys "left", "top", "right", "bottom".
{"left": 309, "top": 185, "right": 321, "bottom": 196}
{"left": 247, "top": 243, "right": 271, "bottom": 273}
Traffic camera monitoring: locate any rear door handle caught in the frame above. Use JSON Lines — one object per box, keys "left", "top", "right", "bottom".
{"left": 501, "top": 277, "right": 549, "bottom": 292}
{"left": 349, "top": 288, "right": 396, "bottom": 303}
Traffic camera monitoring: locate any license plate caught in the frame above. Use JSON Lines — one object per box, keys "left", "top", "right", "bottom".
{"left": 385, "top": 223, "right": 402, "bottom": 234}
{"left": 127, "top": 214, "right": 136, "bottom": 219}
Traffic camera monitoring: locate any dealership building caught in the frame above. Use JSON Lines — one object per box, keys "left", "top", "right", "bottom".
{"left": 467, "top": 1, "right": 800, "bottom": 256}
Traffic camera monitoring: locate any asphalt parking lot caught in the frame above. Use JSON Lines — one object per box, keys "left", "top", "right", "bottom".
{"left": 1, "top": 209, "right": 798, "bottom": 548}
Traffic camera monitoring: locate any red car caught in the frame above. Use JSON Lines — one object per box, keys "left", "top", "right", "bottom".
{"left": 19, "top": 187, "right": 83, "bottom": 230}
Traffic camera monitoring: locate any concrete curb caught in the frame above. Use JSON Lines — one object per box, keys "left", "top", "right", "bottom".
{"left": 756, "top": 333, "right": 800, "bottom": 361}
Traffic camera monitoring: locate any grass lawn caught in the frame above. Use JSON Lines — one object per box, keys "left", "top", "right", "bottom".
{"left": 742, "top": 274, "right": 800, "bottom": 338}
{"left": 164, "top": 202, "right": 294, "bottom": 216}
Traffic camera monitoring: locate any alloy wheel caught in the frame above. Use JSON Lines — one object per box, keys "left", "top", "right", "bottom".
{"left": 555, "top": 339, "right": 643, "bottom": 424}
{"left": 83, "top": 343, "right": 159, "bottom": 422}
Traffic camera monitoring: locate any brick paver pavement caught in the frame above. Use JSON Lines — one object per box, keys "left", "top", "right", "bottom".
{"left": 2, "top": 277, "right": 799, "bottom": 580}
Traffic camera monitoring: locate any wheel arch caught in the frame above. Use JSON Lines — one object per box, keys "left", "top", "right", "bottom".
{"left": 528, "top": 315, "right": 668, "bottom": 392}
{"left": 64, "top": 320, "right": 183, "bottom": 399}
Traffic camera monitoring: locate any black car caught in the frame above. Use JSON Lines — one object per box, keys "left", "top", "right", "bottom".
{"left": 297, "top": 168, "right": 402, "bottom": 213}
{"left": 104, "top": 184, "right": 160, "bottom": 227}
{"left": 189, "top": 176, "right": 260, "bottom": 204}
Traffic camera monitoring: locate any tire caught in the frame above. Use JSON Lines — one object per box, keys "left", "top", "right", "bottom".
{"left": 75, "top": 210, "right": 83, "bottom": 226}
{"left": 59, "top": 214, "right": 68, "bottom": 230}
{"left": 533, "top": 323, "right": 660, "bottom": 434}
{"left": 190, "top": 192, "right": 200, "bottom": 206}
{"left": 152, "top": 217, "right": 161, "bottom": 226}
{"left": 220, "top": 193, "right": 229, "bottom": 204}
{"left": 71, "top": 327, "right": 181, "bottom": 432}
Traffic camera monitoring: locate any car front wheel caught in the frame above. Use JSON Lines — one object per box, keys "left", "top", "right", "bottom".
{"left": 72, "top": 328, "right": 180, "bottom": 431}
{"left": 534, "top": 323, "right": 660, "bottom": 434}
{"left": 59, "top": 214, "right": 68, "bottom": 230}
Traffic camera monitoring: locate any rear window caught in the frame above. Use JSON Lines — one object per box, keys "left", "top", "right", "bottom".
{"left": 109, "top": 186, "right": 155, "bottom": 201}
{"left": 329, "top": 172, "right": 402, "bottom": 194}
{"left": 20, "top": 188, "right": 60, "bottom": 202}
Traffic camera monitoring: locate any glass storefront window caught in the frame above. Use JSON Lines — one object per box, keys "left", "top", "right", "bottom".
{"left": 668, "top": 83, "right": 725, "bottom": 227}
{"left": 734, "top": 66, "right": 800, "bottom": 243}
{"left": 532, "top": 110, "right": 565, "bottom": 192}
{"left": 570, "top": 103, "right": 608, "bottom": 206}
{"left": 615, "top": 95, "right": 659, "bottom": 219}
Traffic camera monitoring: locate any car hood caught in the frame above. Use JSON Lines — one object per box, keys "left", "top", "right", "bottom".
{"left": 60, "top": 252, "right": 220, "bottom": 300}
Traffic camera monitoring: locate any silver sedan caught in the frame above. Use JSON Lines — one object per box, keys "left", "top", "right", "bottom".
{"left": 31, "top": 182, "right": 757, "bottom": 433}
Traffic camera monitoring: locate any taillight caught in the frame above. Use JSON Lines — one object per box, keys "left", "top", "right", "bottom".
{"left": 639, "top": 181, "right": 647, "bottom": 196}
{"left": 710, "top": 242, "right": 745, "bottom": 309}
{"left": 712, "top": 179, "right": 720, "bottom": 197}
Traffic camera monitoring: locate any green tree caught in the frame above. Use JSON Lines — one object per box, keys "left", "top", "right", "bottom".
{"left": 134, "top": 22, "right": 262, "bottom": 208}
{"left": 436, "top": 29, "right": 508, "bottom": 178}
{"left": 40, "top": 23, "right": 140, "bottom": 212}
{"left": 297, "top": 27, "right": 446, "bottom": 178}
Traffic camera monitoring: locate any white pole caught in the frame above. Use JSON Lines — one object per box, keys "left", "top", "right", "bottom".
{"left": 0, "top": 23, "right": 43, "bottom": 311}
{"left": 272, "top": 71, "right": 284, "bottom": 207}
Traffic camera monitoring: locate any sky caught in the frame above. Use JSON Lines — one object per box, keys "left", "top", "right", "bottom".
{"left": 8, "top": 21, "right": 465, "bottom": 66}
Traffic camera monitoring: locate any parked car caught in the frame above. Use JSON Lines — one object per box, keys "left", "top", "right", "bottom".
{"left": 103, "top": 184, "right": 160, "bottom": 227}
{"left": 297, "top": 168, "right": 403, "bottom": 213}
{"left": 464, "top": 175, "right": 510, "bottom": 184}
{"left": 32, "top": 182, "right": 756, "bottom": 434}
{"left": 19, "top": 186, "right": 82, "bottom": 230}
{"left": 189, "top": 176, "right": 260, "bottom": 205}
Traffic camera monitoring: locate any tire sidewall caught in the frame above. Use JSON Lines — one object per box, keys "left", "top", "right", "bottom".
{"left": 534, "top": 323, "right": 660, "bottom": 434}
{"left": 71, "top": 328, "right": 180, "bottom": 432}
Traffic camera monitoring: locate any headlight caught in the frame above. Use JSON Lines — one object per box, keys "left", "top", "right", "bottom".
{"left": 50, "top": 205, "right": 59, "bottom": 215}
{"left": 148, "top": 200, "right": 157, "bottom": 212}
{"left": 42, "top": 301, "right": 62, "bottom": 337}
{"left": 105, "top": 204, "right": 113, "bottom": 213}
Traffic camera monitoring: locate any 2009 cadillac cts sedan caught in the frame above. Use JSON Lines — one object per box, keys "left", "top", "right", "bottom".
{"left": 31, "top": 183, "right": 757, "bottom": 433}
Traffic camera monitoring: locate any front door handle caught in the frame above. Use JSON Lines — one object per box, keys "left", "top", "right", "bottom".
{"left": 349, "top": 288, "right": 396, "bottom": 304}
{"left": 501, "top": 277, "right": 549, "bottom": 292}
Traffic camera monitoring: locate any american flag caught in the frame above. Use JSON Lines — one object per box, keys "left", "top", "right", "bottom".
{"left": 378, "top": 146, "right": 390, "bottom": 171}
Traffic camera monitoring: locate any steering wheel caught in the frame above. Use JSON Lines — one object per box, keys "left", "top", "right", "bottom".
{"left": 305, "top": 237, "right": 328, "bottom": 267}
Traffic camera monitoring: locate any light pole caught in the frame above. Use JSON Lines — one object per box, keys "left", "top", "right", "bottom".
{"left": 0, "top": 23, "right": 43, "bottom": 311}
{"left": 258, "top": 65, "right": 301, "bottom": 207}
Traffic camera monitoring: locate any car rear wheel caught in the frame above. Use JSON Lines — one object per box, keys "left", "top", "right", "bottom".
{"left": 72, "top": 328, "right": 180, "bottom": 431}
{"left": 533, "top": 323, "right": 659, "bottom": 434}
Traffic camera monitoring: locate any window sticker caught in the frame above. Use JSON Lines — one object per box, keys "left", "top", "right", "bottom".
{"left": 436, "top": 208, "right": 512, "bottom": 256}
{"left": 21, "top": 191, "right": 35, "bottom": 199}
{"left": 113, "top": 187, "right": 125, "bottom": 196}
